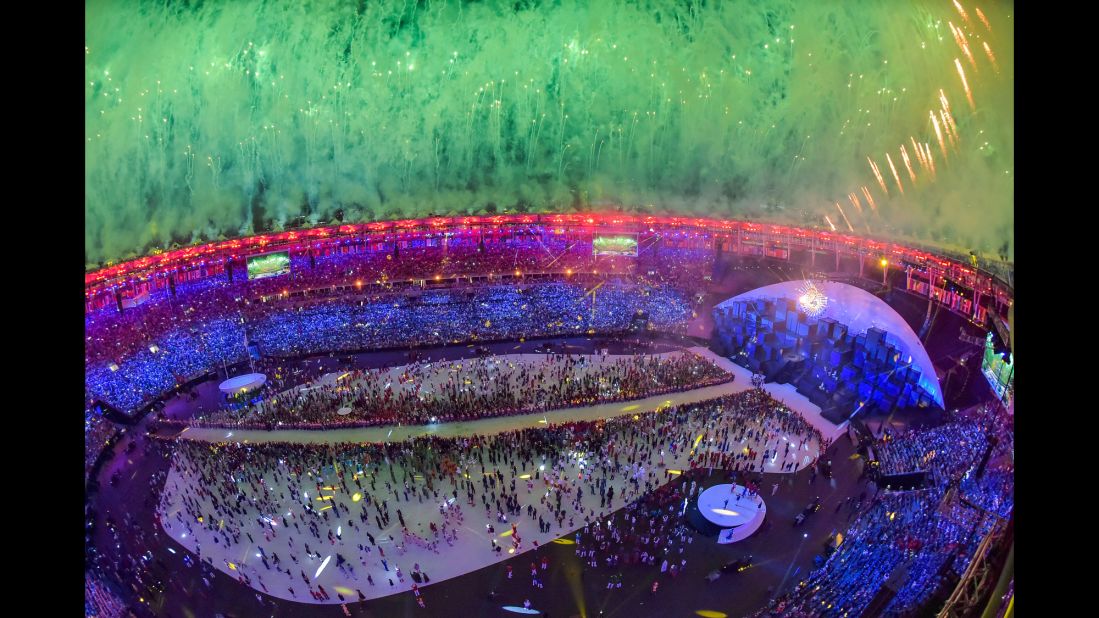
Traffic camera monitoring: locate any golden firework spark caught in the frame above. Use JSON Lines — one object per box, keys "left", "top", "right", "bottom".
{"left": 899, "top": 145, "right": 917, "bottom": 182}
{"left": 953, "top": 0, "right": 971, "bottom": 25}
{"left": 823, "top": 215, "right": 837, "bottom": 232}
{"left": 939, "top": 110, "right": 957, "bottom": 148}
{"left": 955, "top": 58, "right": 975, "bottom": 109}
{"left": 939, "top": 89, "right": 952, "bottom": 113}
{"left": 834, "top": 202, "right": 854, "bottom": 232}
{"left": 861, "top": 185, "right": 878, "bottom": 212}
{"left": 949, "top": 22, "right": 978, "bottom": 71}
{"left": 848, "top": 192, "right": 863, "bottom": 214}
{"left": 885, "top": 153, "right": 905, "bottom": 194}
{"left": 868, "top": 156, "right": 889, "bottom": 194}
{"left": 923, "top": 142, "right": 936, "bottom": 176}
{"left": 930, "top": 111, "right": 947, "bottom": 158}
{"left": 962, "top": 40, "right": 977, "bottom": 71}
{"left": 910, "top": 137, "right": 928, "bottom": 170}
{"left": 941, "top": 105, "right": 959, "bottom": 139}
{"left": 982, "top": 41, "right": 999, "bottom": 73}
{"left": 975, "top": 7, "right": 992, "bottom": 32}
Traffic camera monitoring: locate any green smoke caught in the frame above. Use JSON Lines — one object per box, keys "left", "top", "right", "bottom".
{"left": 85, "top": 0, "right": 1013, "bottom": 264}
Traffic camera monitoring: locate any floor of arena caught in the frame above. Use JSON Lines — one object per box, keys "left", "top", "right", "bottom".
{"left": 90, "top": 335, "right": 871, "bottom": 618}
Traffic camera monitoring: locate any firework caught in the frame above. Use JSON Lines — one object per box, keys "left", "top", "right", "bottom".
{"left": 950, "top": 22, "right": 978, "bottom": 71}
{"left": 941, "top": 105, "right": 959, "bottom": 139}
{"left": 824, "top": 215, "right": 837, "bottom": 232}
{"left": 939, "top": 110, "right": 957, "bottom": 148}
{"left": 975, "top": 7, "right": 992, "bottom": 32}
{"left": 923, "top": 142, "right": 936, "bottom": 176}
{"left": 939, "top": 89, "right": 952, "bottom": 113}
{"left": 868, "top": 156, "right": 889, "bottom": 194}
{"left": 899, "top": 145, "right": 917, "bottom": 182}
{"left": 930, "top": 111, "right": 947, "bottom": 158}
{"left": 834, "top": 202, "right": 854, "bottom": 232}
{"left": 955, "top": 58, "right": 975, "bottom": 109}
{"left": 953, "top": 0, "right": 970, "bottom": 25}
{"left": 983, "top": 41, "right": 999, "bottom": 73}
{"left": 861, "top": 185, "right": 878, "bottom": 212}
{"left": 910, "top": 137, "right": 928, "bottom": 170}
{"left": 848, "top": 191, "right": 863, "bottom": 214}
{"left": 885, "top": 152, "right": 905, "bottom": 194}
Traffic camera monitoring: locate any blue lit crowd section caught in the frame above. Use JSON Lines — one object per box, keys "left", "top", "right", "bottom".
{"left": 85, "top": 279, "right": 692, "bottom": 414}
{"left": 85, "top": 234, "right": 710, "bottom": 415}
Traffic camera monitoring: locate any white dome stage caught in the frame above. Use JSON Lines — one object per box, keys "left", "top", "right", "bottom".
{"left": 218, "top": 373, "right": 267, "bottom": 396}
{"left": 696, "top": 484, "right": 767, "bottom": 544}
{"left": 714, "top": 280, "right": 943, "bottom": 407}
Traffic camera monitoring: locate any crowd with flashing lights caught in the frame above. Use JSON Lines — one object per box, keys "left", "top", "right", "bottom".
{"left": 85, "top": 237, "right": 712, "bottom": 364}
{"left": 244, "top": 281, "right": 691, "bottom": 358}
{"left": 85, "top": 572, "right": 129, "bottom": 618}
{"left": 755, "top": 406, "right": 1013, "bottom": 618}
{"left": 152, "top": 390, "right": 822, "bottom": 605}
{"left": 85, "top": 316, "right": 250, "bottom": 412}
{"left": 83, "top": 235, "right": 713, "bottom": 411}
{"left": 87, "top": 461, "right": 175, "bottom": 618}
{"left": 86, "top": 408, "right": 120, "bottom": 482}
{"left": 873, "top": 404, "right": 1013, "bottom": 489}
{"left": 185, "top": 352, "right": 730, "bottom": 430}
{"left": 86, "top": 277, "right": 695, "bottom": 414}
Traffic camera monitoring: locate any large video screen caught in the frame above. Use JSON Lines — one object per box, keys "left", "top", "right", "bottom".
{"left": 981, "top": 332, "right": 1014, "bottom": 406}
{"left": 247, "top": 251, "right": 291, "bottom": 280}
{"left": 592, "top": 235, "right": 638, "bottom": 256}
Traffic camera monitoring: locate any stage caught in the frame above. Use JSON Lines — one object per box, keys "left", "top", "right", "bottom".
{"left": 218, "top": 373, "right": 266, "bottom": 395}
{"left": 694, "top": 483, "right": 767, "bottom": 544}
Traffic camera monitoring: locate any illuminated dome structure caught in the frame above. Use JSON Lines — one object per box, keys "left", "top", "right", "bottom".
{"left": 716, "top": 279, "right": 946, "bottom": 408}
{"left": 85, "top": 2, "right": 1013, "bottom": 617}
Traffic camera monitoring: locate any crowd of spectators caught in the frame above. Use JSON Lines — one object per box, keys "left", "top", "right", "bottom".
{"left": 759, "top": 489, "right": 997, "bottom": 617}
{"left": 186, "top": 352, "right": 731, "bottom": 429}
{"left": 756, "top": 405, "right": 1013, "bottom": 617}
{"left": 85, "top": 238, "right": 709, "bottom": 413}
{"left": 85, "top": 408, "right": 120, "bottom": 482}
{"left": 85, "top": 317, "right": 250, "bottom": 413}
{"left": 874, "top": 421, "right": 988, "bottom": 484}
{"left": 85, "top": 571, "right": 130, "bottom": 618}
{"left": 245, "top": 281, "right": 692, "bottom": 358}
{"left": 874, "top": 403, "right": 1014, "bottom": 488}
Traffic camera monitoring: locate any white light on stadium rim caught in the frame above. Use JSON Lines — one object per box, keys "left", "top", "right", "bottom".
{"left": 796, "top": 282, "right": 828, "bottom": 318}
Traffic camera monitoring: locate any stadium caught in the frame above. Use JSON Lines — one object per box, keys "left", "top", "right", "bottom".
{"left": 85, "top": 2, "right": 1013, "bottom": 617}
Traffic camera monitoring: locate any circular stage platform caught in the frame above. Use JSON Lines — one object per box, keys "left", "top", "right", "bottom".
{"left": 696, "top": 483, "right": 767, "bottom": 544}
{"left": 219, "top": 373, "right": 267, "bottom": 395}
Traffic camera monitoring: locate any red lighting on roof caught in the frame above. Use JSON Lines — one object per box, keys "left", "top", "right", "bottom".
{"left": 84, "top": 213, "right": 1011, "bottom": 301}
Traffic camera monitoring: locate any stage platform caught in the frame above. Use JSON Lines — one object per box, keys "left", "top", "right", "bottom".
{"left": 695, "top": 483, "right": 767, "bottom": 544}
{"left": 693, "top": 350, "right": 847, "bottom": 443}
{"left": 218, "top": 373, "right": 266, "bottom": 395}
